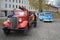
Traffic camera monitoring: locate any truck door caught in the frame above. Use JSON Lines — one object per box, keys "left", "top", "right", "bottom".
{"left": 28, "top": 12, "right": 33, "bottom": 26}
{"left": 28, "top": 12, "right": 34, "bottom": 26}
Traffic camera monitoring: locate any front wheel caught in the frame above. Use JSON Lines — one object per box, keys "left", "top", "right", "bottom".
{"left": 3, "top": 30, "right": 10, "bottom": 35}
{"left": 23, "top": 27, "right": 28, "bottom": 35}
{"left": 3, "top": 27, "right": 10, "bottom": 35}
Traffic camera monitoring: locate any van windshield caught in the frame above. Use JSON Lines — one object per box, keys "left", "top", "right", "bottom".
{"left": 45, "top": 12, "right": 52, "bottom": 16}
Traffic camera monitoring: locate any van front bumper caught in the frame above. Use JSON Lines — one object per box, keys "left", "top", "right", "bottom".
{"left": 43, "top": 19, "right": 53, "bottom": 22}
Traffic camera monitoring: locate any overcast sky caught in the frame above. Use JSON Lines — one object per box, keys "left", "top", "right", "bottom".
{"left": 48, "top": 0, "right": 60, "bottom": 7}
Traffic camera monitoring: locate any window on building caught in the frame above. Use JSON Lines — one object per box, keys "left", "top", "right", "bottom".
{"left": 5, "top": 4, "right": 7, "bottom": 8}
{"left": 5, "top": 0, "right": 7, "bottom": 2}
{"left": 9, "top": 0, "right": 11, "bottom": 2}
{"left": 24, "top": 1, "right": 26, "bottom": 4}
{"left": 29, "top": 7, "right": 30, "bottom": 10}
{"left": 26, "top": 1, "right": 27, "bottom": 4}
{"left": 13, "top": 0, "right": 14, "bottom": 2}
{"left": 9, "top": 4, "right": 11, "bottom": 8}
{"left": 22, "top": 0, "right": 23, "bottom": 3}
{"left": 18, "top": 5, "right": 19, "bottom": 8}
{"left": 13, "top": 5, "right": 14, "bottom": 8}
{"left": 19, "top": 0, "right": 20, "bottom": 3}
{"left": 25, "top": 1, "right": 26, "bottom": 4}
{"left": 16, "top": 5, "right": 18, "bottom": 8}
{"left": 16, "top": 0, "right": 18, "bottom": 3}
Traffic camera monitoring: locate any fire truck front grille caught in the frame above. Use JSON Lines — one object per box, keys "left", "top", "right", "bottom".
{"left": 11, "top": 17, "right": 18, "bottom": 29}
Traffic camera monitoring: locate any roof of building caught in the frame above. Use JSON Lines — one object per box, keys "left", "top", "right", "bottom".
{"left": 45, "top": 4, "right": 58, "bottom": 9}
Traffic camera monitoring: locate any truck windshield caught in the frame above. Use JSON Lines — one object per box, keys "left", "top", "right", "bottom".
{"left": 15, "top": 11, "right": 24, "bottom": 15}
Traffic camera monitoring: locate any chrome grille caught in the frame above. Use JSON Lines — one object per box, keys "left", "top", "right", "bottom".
{"left": 11, "top": 17, "right": 18, "bottom": 29}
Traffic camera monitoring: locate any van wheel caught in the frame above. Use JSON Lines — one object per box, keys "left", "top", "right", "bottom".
{"left": 40, "top": 19, "right": 43, "bottom": 21}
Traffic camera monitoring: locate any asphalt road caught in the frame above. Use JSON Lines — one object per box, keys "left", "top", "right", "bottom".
{"left": 0, "top": 19, "right": 60, "bottom": 40}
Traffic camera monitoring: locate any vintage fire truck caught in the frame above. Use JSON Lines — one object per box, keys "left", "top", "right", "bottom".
{"left": 2, "top": 6, "right": 37, "bottom": 35}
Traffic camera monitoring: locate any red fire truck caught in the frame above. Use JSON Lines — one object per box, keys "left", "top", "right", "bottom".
{"left": 2, "top": 6, "right": 37, "bottom": 35}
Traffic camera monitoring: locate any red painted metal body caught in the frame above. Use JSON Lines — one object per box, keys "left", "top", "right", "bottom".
{"left": 2, "top": 8, "right": 35, "bottom": 31}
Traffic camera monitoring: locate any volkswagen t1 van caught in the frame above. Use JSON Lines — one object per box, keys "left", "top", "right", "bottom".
{"left": 38, "top": 12, "right": 53, "bottom": 22}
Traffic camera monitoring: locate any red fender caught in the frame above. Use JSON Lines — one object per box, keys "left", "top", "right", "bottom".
{"left": 17, "top": 21, "right": 28, "bottom": 28}
{"left": 2, "top": 21, "right": 28, "bottom": 29}
{"left": 2, "top": 21, "right": 12, "bottom": 29}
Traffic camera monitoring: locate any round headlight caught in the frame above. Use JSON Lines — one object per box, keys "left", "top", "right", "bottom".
{"left": 19, "top": 18, "right": 22, "bottom": 22}
{"left": 7, "top": 18, "right": 10, "bottom": 22}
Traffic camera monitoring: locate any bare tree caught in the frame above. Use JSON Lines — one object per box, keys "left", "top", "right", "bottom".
{"left": 29, "top": 0, "right": 45, "bottom": 12}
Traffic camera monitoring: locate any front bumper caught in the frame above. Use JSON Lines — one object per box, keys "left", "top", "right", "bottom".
{"left": 43, "top": 19, "right": 53, "bottom": 21}
{"left": 3, "top": 27, "right": 26, "bottom": 31}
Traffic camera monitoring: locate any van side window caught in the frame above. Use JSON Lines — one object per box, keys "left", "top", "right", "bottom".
{"left": 40, "top": 14, "right": 44, "bottom": 16}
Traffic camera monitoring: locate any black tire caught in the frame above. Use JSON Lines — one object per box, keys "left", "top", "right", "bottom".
{"left": 40, "top": 19, "right": 43, "bottom": 21}
{"left": 23, "top": 30, "right": 28, "bottom": 35}
{"left": 40, "top": 19, "right": 42, "bottom": 21}
{"left": 4, "top": 30, "right": 10, "bottom": 35}
{"left": 3, "top": 28, "right": 10, "bottom": 35}
{"left": 23, "top": 28, "right": 28, "bottom": 35}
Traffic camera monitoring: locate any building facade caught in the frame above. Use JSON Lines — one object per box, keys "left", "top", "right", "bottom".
{"left": 42, "top": 0, "right": 58, "bottom": 12}
{"left": 43, "top": 4, "right": 58, "bottom": 12}
{"left": 0, "top": 0, "right": 35, "bottom": 16}
{"left": 58, "top": 7, "right": 60, "bottom": 13}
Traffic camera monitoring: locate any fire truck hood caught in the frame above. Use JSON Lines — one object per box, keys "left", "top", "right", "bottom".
{"left": 13, "top": 14, "right": 27, "bottom": 18}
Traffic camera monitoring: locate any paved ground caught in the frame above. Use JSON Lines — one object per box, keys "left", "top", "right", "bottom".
{"left": 0, "top": 19, "right": 60, "bottom": 40}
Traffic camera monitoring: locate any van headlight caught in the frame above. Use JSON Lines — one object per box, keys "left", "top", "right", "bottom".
{"left": 19, "top": 18, "right": 22, "bottom": 22}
